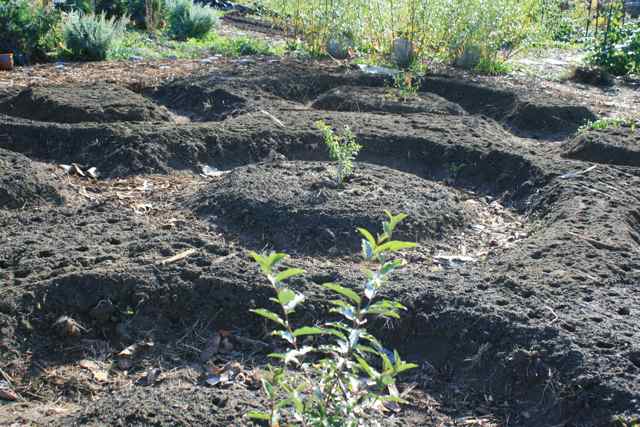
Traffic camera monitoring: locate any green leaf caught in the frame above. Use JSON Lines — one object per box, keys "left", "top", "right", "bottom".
{"left": 323, "top": 327, "right": 347, "bottom": 340}
{"left": 361, "top": 239, "right": 374, "bottom": 260}
{"left": 249, "top": 251, "right": 270, "bottom": 275}
{"left": 277, "top": 288, "right": 296, "bottom": 306}
{"left": 358, "top": 227, "right": 377, "bottom": 247}
{"left": 275, "top": 289, "right": 305, "bottom": 313}
{"left": 291, "top": 391, "right": 304, "bottom": 414}
{"left": 283, "top": 346, "right": 314, "bottom": 365}
{"left": 374, "top": 240, "right": 417, "bottom": 256}
{"left": 323, "top": 283, "right": 361, "bottom": 305}
{"left": 273, "top": 330, "right": 295, "bottom": 345}
{"left": 251, "top": 308, "right": 285, "bottom": 326}
{"left": 380, "top": 374, "right": 395, "bottom": 386}
{"left": 246, "top": 410, "right": 270, "bottom": 421}
{"left": 266, "top": 252, "right": 287, "bottom": 268}
{"left": 292, "top": 326, "right": 325, "bottom": 337}
{"left": 355, "top": 355, "right": 380, "bottom": 379}
{"left": 275, "top": 268, "right": 305, "bottom": 283}
{"left": 261, "top": 378, "right": 275, "bottom": 399}
{"left": 381, "top": 259, "right": 406, "bottom": 275}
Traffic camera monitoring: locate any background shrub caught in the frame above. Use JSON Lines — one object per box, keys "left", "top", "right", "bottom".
{"left": 167, "top": 0, "right": 219, "bottom": 41}
{"left": 0, "top": 0, "right": 62, "bottom": 64}
{"left": 589, "top": 22, "right": 640, "bottom": 76}
{"left": 244, "top": 0, "right": 564, "bottom": 64}
{"left": 63, "top": 12, "right": 128, "bottom": 60}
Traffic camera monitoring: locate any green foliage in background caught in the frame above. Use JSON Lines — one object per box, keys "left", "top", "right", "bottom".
{"left": 0, "top": 0, "right": 62, "bottom": 63}
{"left": 166, "top": 0, "right": 220, "bottom": 41}
{"left": 243, "top": 0, "right": 568, "bottom": 66}
{"left": 63, "top": 11, "right": 128, "bottom": 60}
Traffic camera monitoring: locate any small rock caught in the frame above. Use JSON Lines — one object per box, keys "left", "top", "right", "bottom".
{"left": 129, "top": 55, "right": 144, "bottom": 62}
{"left": 618, "top": 307, "right": 631, "bottom": 316}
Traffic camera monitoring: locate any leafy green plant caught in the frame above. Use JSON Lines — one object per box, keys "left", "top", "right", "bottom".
{"left": 63, "top": 11, "right": 128, "bottom": 60}
{"left": 166, "top": 0, "right": 219, "bottom": 41}
{"left": 588, "top": 21, "right": 640, "bottom": 76}
{"left": 315, "top": 120, "right": 362, "bottom": 186}
{"left": 475, "top": 56, "right": 511, "bottom": 75}
{"left": 0, "top": 0, "right": 62, "bottom": 63}
{"left": 392, "top": 71, "right": 420, "bottom": 101}
{"left": 247, "top": 212, "right": 417, "bottom": 426}
{"left": 107, "top": 30, "right": 283, "bottom": 60}
{"left": 578, "top": 117, "right": 637, "bottom": 133}
{"left": 251, "top": 0, "right": 561, "bottom": 68}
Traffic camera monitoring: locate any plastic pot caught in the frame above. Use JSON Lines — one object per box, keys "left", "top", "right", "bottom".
{"left": 455, "top": 44, "right": 481, "bottom": 70}
{"left": 392, "top": 38, "right": 414, "bottom": 68}
{"left": 326, "top": 36, "right": 352, "bottom": 60}
{"left": 0, "top": 53, "right": 14, "bottom": 71}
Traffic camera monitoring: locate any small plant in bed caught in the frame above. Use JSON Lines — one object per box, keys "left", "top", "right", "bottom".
{"left": 247, "top": 212, "right": 417, "bottom": 426}
{"left": 579, "top": 117, "right": 637, "bottom": 133}
{"left": 315, "top": 120, "right": 362, "bottom": 187}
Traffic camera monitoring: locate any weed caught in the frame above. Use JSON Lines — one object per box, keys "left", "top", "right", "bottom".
{"left": 475, "top": 57, "right": 511, "bottom": 75}
{"left": 392, "top": 71, "right": 420, "bottom": 101}
{"left": 107, "top": 30, "right": 283, "bottom": 60}
{"left": 315, "top": 120, "right": 362, "bottom": 186}
{"left": 578, "top": 117, "right": 636, "bottom": 133}
{"left": 247, "top": 212, "right": 417, "bottom": 426}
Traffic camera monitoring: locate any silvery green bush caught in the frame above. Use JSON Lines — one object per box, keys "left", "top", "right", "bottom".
{"left": 63, "top": 12, "right": 127, "bottom": 60}
{"left": 167, "top": 0, "right": 219, "bottom": 41}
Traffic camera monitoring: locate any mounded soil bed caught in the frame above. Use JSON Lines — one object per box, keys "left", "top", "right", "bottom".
{"left": 311, "top": 86, "right": 466, "bottom": 115}
{"left": 1, "top": 58, "right": 639, "bottom": 427}
{"left": 0, "top": 84, "right": 173, "bottom": 124}
{"left": 191, "top": 161, "right": 474, "bottom": 254}
{"left": 0, "top": 148, "right": 62, "bottom": 209}
{"left": 563, "top": 126, "right": 640, "bottom": 167}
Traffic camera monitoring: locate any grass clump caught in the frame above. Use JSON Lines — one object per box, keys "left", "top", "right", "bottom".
{"left": 63, "top": 12, "right": 127, "bottom": 61}
{"left": 315, "top": 120, "right": 362, "bottom": 186}
{"left": 107, "top": 30, "right": 282, "bottom": 60}
{"left": 166, "top": 0, "right": 219, "bottom": 41}
{"left": 247, "top": 212, "right": 417, "bottom": 426}
{"left": 579, "top": 117, "right": 637, "bottom": 133}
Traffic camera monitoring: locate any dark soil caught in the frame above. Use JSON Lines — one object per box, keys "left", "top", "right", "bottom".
{"left": 311, "top": 86, "right": 466, "bottom": 115}
{"left": 191, "top": 161, "right": 473, "bottom": 254}
{"left": 0, "top": 83, "right": 174, "bottom": 124}
{"left": 1, "top": 58, "right": 639, "bottom": 427}
{"left": 563, "top": 126, "right": 640, "bottom": 167}
{"left": 0, "top": 148, "right": 62, "bottom": 209}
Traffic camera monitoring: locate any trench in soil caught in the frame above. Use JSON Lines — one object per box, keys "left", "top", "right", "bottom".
{"left": 1, "top": 61, "right": 638, "bottom": 426}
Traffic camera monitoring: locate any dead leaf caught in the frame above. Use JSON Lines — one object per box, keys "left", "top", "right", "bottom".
{"left": 0, "top": 388, "right": 18, "bottom": 401}
{"left": 72, "top": 163, "right": 85, "bottom": 177}
{"left": 86, "top": 167, "right": 99, "bottom": 179}
{"left": 118, "top": 343, "right": 139, "bottom": 358}
{"left": 79, "top": 359, "right": 109, "bottom": 382}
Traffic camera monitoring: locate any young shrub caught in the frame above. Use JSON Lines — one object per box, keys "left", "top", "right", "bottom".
{"left": 247, "top": 212, "right": 417, "bottom": 426}
{"left": 315, "top": 120, "right": 362, "bottom": 186}
{"left": 588, "top": 21, "right": 640, "bottom": 76}
{"left": 0, "top": 0, "right": 62, "bottom": 64}
{"left": 63, "top": 12, "right": 128, "bottom": 61}
{"left": 166, "top": 0, "right": 219, "bottom": 41}
{"left": 392, "top": 71, "right": 420, "bottom": 101}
